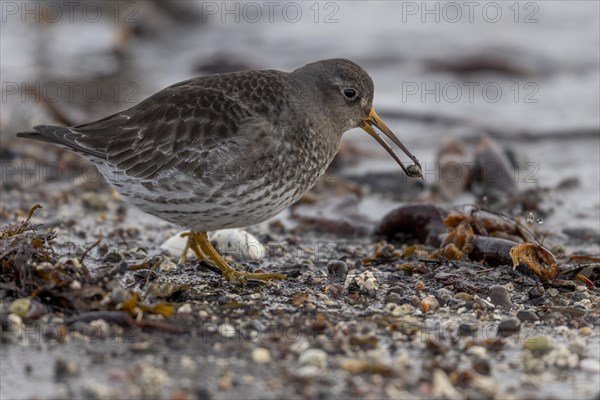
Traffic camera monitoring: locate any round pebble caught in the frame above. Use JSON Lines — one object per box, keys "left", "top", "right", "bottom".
{"left": 497, "top": 318, "right": 520, "bottom": 337}
{"left": 528, "top": 286, "right": 545, "bottom": 299}
{"left": 580, "top": 358, "right": 600, "bottom": 373}
{"left": 421, "top": 296, "right": 439, "bottom": 313}
{"left": 326, "top": 260, "right": 348, "bottom": 283}
{"left": 298, "top": 349, "right": 327, "bottom": 368}
{"left": 385, "top": 292, "right": 403, "bottom": 304}
{"left": 458, "top": 322, "right": 479, "bottom": 336}
{"left": 489, "top": 285, "right": 512, "bottom": 308}
{"left": 177, "top": 304, "right": 192, "bottom": 314}
{"left": 252, "top": 348, "right": 271, "bottom": 364}
{"left": 579, "top": 326, "right": 592, "bottom": 336}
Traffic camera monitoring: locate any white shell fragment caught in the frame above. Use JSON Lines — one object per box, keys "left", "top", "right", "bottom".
{"left": 344, "top": 271, "right": 378, "bottom": 293}
{"left": 160, "top": 229, "right": 265, "bottom": 261}
{"left": 160, "top": 233, "right": 189, "bottom": 257}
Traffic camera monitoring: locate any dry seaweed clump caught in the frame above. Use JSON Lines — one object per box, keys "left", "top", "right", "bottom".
{"left": 0, "top": 205, "right": 184, "bottom": 333}
{"left": 376, "top": 203, "right": 597, "bottom": 286}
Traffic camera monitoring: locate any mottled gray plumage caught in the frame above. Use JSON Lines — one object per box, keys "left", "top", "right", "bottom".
{"left": 18, "top": 59, "right": 380, "bottom": 231}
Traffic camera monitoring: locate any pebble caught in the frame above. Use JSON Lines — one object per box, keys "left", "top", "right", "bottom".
{"left": 217, "top": 372, "right": 232, "bottom": 391}
{"left": 326, "top": 260, "right": 348, "bottom": 283}
{"left": 467, "top": 346, "right": 488, "bottom": 358}
{"left": 435, "top": 287, "right": 453, "bottom": 296}
{"left": 97, "top": 242, "right": 109, "bottom": 256}
{"left": 497, "top": 318, "right": 520, "bottom": 337}
{"left": 472, "top": 296, "right": 495, "bottom": 311}
{"left": 81, "top": 381, "right": 114, "bottom": 400}
{"left": 523, "top": 336, "right": 553, "bottom": 356}
{"left": 80, "top": 192, "right": 109, "bottom": 211}
{"left": 344, "top": 271, "right": 378, "bottom": 295}
{"left": 219, "top": 324, "right": 237, "bottom": 338}
{"left": 420, "top": 296, "right": 439, "bottom": 313}
{"left": 298, "top": 349, "right": 327, "bottom": 368}
{"left": 573, "top": 299, "right": 592, "bottom": 309}
{"left": 579, "top": 326, "right": 592, "bottom": 336}
{"left": 102, "top": 250, "right": 123, "bottom": 263}
{"left": 549, "top": 344, "right": 578, "bottom": 369}
{"left": 294, "top": 365, "right": 320, "bottom": 380}
{"left": 528, "top": 286, "right": 545, "bottom": 299}
{"left": 159, "top": 259, "right": 178, "bottom": 271}
{"left": 252, "top": 347, "right": 271, "bottom": 364}
{"left": 385, "top": 292, "right": 403, "bottom": 304}
{"left": 472, "top": 375, "right": 500, "bottom": 397}
{"left": 472, "top": 357, "right": 492, "bottom": 376}
{"left": 70, "top": 280, "right": 82, "bottom": 290}
{"left": 458, "top": 322, "right": 479, "bottom": 336}
{"left": 489, "top": 285, "right": 512, "bottom": 308}
{"left": 134, "top": 249, "right": 147, "bottom": 259}
{"left": 572, "top": 291, "right": 590, "bottom": 301}
{"left": 87, "top": 319, "right": 110, "bottom": 340}
{"left": 110, "top": 287, "right": 130, "bottom": 304}
{"left": 391, "top": 304, "right": 414, "bottom": 317}
{"left": 455, "top": 292, "right": 473, "bottom": 301}
{"left": 432, "top": 368, "right": 462, "bottom": 400}
{"left": 580, "top": 358, "right": 600, "bottom": 373}
{"left": 517, "top": 310, "right": 540, "bottom": 322}
{"left": 177, "top": 304, "right": 192, "bottom": 314}
{"left": 379, "top": 243, "right": 396, "bottom": 258}
{"left": 134, "top": 363, "right": 169, "bottom": 398}
{"left": 180, "top": 355, "right": 196, "bottom": 371}
{"left": 9, "top": 298, "right": 31, "bottom": 318}
{"left": 54, "top": 357, "right": 81, "bottom": 379}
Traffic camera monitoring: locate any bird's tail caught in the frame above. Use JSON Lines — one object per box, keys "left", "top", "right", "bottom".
{"left": 16, "top": 125, "right": 105, "bottom": 159}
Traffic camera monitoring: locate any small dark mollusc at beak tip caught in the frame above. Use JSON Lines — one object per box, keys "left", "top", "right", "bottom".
{"left": 362, "top": 108, "right": 423, "bottom": 179}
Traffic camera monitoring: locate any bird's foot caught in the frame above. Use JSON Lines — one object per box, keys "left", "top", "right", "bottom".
{"left": 179, "top": 231, "right": 209, "bottom": 264}
{"left": 190, "top": 230, "right": 286, "bottom": 283}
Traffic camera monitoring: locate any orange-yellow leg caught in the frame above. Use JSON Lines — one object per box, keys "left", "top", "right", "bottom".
{"left": 192, "top": 231, "right": 286, "bottom": 283}
{"left": 179, "top": 231, "right": 209, "bottom": 264}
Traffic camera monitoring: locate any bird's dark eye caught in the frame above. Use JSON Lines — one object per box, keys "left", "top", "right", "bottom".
{"left": 343, "top": 88, "right": 357, "bottom": 99}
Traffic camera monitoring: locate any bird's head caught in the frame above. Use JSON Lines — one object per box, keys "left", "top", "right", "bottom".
{"left": 293, "top": 58, "right": 422, "bottom": 178}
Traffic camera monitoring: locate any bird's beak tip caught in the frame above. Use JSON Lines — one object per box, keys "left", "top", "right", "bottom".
{"left": 362, "top": 108, "right": 423, "bottom": 179}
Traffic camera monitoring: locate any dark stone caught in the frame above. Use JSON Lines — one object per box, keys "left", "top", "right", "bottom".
{"left": 385, "top": 292, "right": 403, "bottom": 305}
{"left": 102, "top": 250, "right": 123, "bottom": 263}
{"left": 468, "top": 236, "right": 516, "bottom": 266}
{"left": 528, "top": 286, "right": 545, "bottom": 299}
{"left": 497, "top": 318, "right": 520, "bottom": 337}
{"left": 489, "top": 285, "right": 512, "bottom": 309}
{"left": 516, "top": 310, "right": 540, "bottom": 322}
{"left": 326, "top": 260, "right": 348, "bottom": 284}
{"left": 472, "top": 358, "right": 491, "bottom": 376}
{"left": 374, "top": 203, "right": 446, "bottom": 247}
{"left": 458, "top": 322, "right": 479, "bottom": 336}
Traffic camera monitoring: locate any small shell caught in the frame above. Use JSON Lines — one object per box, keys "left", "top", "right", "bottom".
{"left": 406, "top": 164, "right": 423, "bottom": 179}
{"left": 210, "top": 229, "right": 265, "bottom": 261}
{"left": 160, "top": 229, "right": 265, "bottom": 261}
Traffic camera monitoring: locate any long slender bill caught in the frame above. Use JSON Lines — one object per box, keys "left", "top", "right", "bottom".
{"left": 361, "top": 108, "right": 423, "bottom": 178}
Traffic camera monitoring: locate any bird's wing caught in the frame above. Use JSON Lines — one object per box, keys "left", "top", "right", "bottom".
{"left": 71, "top": 84, "right": 279, "bottom": 180}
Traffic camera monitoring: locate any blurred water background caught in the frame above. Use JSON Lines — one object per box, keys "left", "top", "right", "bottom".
{"left": 2, "top": 0, "right": 599, "bottom": 235}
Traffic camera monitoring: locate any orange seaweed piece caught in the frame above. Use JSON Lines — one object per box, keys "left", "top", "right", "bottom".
{"left": 509, "top": 243, "right": 559, "bottom": 281}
